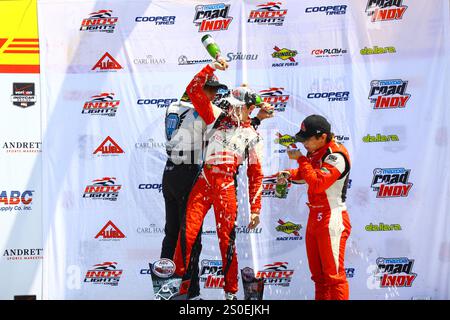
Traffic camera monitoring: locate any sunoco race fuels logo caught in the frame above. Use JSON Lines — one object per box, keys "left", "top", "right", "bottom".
{"left": 274, "top": 132, "right": 297, "bottom": 154}
{"left": 95, "top": 221, "right": 126, "bottom": 240}
{"left": 272, "top": 46, "right": 298, "bottom": 67}
{"left": 374, "top": 257, "right": 417, "bottom": 288}
{"left": 276, "top": 219, "right": 303, "bottom": 241}
{"left": 0, "top": 190, "right": 33, "bottom": 213}
{"left": 91, "top": 52, "right": 123, "bottom": 72}
{"left": 365, "top": 0, "right": 408, "bottom": 22}
{"left": 248, "top": 2, "right": 288, "bottom": 26}
{"left": 259, "top": 87, "right": 289, "bottom": 112}
{"left": 80, "top": 10, "right": 118, "bottom": 33}
{"left": 369, "top": 79, "right": 410, "bottom": 109}
{"left": 193, "top": 3, "right": 233, "bottom": 32}
{"left": 200, "top": 260, "right": 225, "bottom": 289}
{"left": 83, "top": 177, "right": 122, "bottom": 201}
{"left": 93, "top": 136, "right": 124, "bottom": 155}
{"left": 256, "top": 262, "right": 294, "bottom": 286}
{"left": 11, "top": 83, "right": 36, "bottom": 108}
{"left": 82, "top": 93, "right": 120, "bottom": 117}
{"left": 84, "top": 262, "right": 123, "bottom": 286}
{"left": 371, "top": 168, "right": 413, "bottom": 198}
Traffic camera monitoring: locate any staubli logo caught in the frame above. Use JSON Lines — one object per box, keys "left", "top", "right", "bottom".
{"left": 360, "top": 46, "right": 396, "bottom": 55}
{"left": 363, "top": 133, "right": 399, "bottom": 142}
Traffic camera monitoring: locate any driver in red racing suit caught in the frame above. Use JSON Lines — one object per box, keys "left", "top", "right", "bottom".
{"left": 279, "top": 114, "right": 352, "bottom": 300}
{"left": 173, "top": 63, "right": 264, "bottom": 300}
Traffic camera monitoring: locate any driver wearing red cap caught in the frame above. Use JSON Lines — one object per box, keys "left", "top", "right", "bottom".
{"left": 278, "top": 114, "right": 351, "bottom": 300}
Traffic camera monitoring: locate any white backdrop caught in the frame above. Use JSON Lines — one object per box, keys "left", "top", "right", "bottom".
{"left": 36, "top": 0, "right": 450, "bottom": 299}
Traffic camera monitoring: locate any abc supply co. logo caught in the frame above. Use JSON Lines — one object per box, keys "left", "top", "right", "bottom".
{"left": 272, "top": 46, "right": 298, "bottom": 67}
{"left": 305, "top": 5, "right": 347, "bottom": 15}
{"left": 83, "top": 177, "right": 122, "bottom": 201}
{"left": 0, "top": 190, "right": 34, "bottom": 213}
{"left": 82, "top": 93, "right": 120, "bottom": 117}
{"left": 369, "top": 79, "right": 410, "bottom": 110}
{"left": 193, "top": 3, "right": 233, "bottom": 32}
{"left": 248, "top": 2, "right": 288, "bottom": 26}
{"left": 91, "top": 52, "right": 123, "bottom": 72}
{"left": 80, "top": 10, "right": 118, "bottom": 33}
{"left": 93, "top": 136, "right": 124, "bottom": 156}
{"left": 259, "top": 87, "right": 289, "bottom": 112}
{"left": 200, "top": 260, "right": 225, "bottom": 289}
{"left": 311, "top": 48, "right": 347, "bottom": 58}
{"left": 256, "top": 262, "right": 294, "bottom": 287}
{"left": 365, "top": 0, "right": 408, "bottom": 22}
{"left": 95, "top": 221, "right": 126, "bottom": 241}
{"left": 371, "top": 168, "right": 413, "bottom": 198}
{"left": 11, "top": 83, "right": 36, "bottom": 108}
{"left": 84, "top": 262, "right": 123, "bottom": 286}
{"left": 276, "top": 219, "right": 303, "bottom": 241}
{"left": 374, "top": 257, "right": 417, "bottom": 288}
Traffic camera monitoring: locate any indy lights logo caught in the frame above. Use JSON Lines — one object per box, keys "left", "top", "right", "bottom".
{"left": 371, "top": 168, "right": 413, "bottom": 198}
{"left": 83, "top": 177, "right": 122, "bottom": 201}
{"left": 248, "top": 2, "right": 288, "bottom": 26}
{"left": 82, "top": 93, "right": 120, "bottom": 117}
{"left": 84, "top": 262, "right": 123, "bottom": 286}
{"left": 80, "top": 10, "right": 118, "bottom": 33}
{"left": 259, "top": 87, "right": 289, "bottom": 112}
{"left": 256, "top": 262, "right": 294, "bottom": 286}
{"left": 193, "top": 3, "right": 233, "bottom": 32}
{"left": 375, "top": 257, "right": 417, "bottom": 288}
{"left": 365, "top": 0, "right": 408, "bottom": 22}
{"left": 369, "top": 79, "right": 410, "bottom": 109}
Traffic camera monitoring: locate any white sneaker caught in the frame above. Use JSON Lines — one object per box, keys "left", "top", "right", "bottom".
{"left": 188, "top": 294, "right": 203, "bottom": 300}
{"left": 224, "top": 292, "right": 237, "bottom": 300}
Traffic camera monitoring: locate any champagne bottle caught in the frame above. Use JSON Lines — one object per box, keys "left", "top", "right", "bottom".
{"left": 201, "top": 34, "right": 221, "bottom": 59}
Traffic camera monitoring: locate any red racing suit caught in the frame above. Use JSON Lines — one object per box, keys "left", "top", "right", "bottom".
{"left": 173, "top": 65, "right": 264, "bottom": 295}
{"left": 288, "top": 140, "right": 351, "bottom": 300}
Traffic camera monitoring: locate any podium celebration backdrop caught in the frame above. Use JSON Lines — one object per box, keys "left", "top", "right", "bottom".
{"left": 1, "top": 0, "right": 449, "bottom": 299}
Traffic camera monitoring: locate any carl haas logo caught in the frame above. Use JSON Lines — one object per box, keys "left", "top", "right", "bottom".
{"left": 92, "top": 52, "right": 123, "bottom": 71}
{"left": 93, "top": 136, "right": 124, "bottom": 155}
